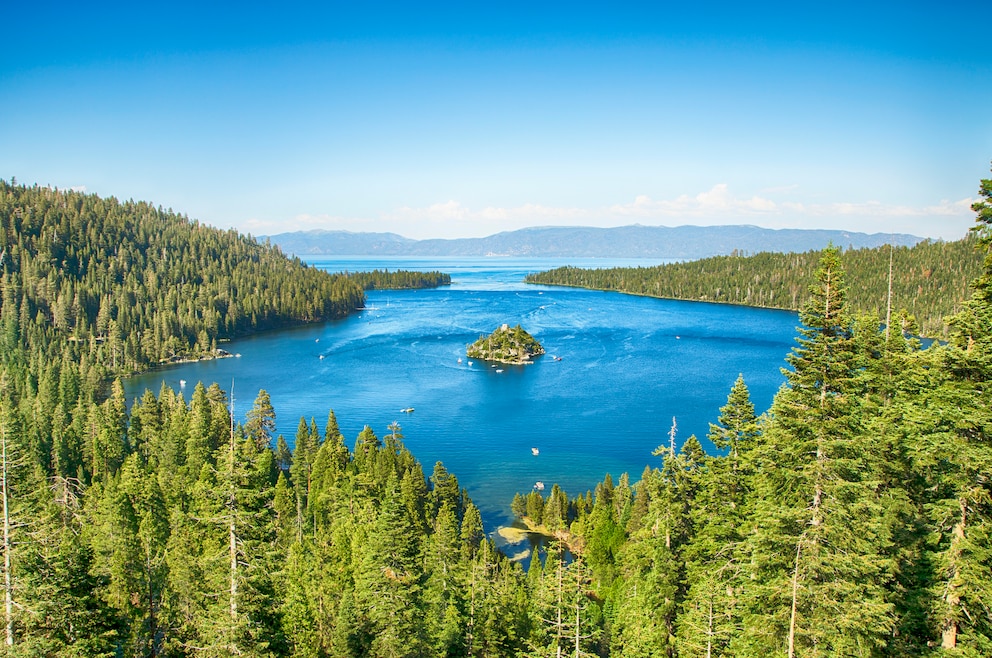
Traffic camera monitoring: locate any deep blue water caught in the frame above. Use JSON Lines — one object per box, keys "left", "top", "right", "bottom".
{"left": 125, "top": 257, "right": 800, "bottom": 532}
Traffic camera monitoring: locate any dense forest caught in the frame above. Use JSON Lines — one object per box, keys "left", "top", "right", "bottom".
{"left": 0, "top": 180, "right": 368, "bottom": 380}
{"left": 348, "top": 269, "right": 451, "bottom": 292}
{"left": 0, "top": 170, "right": 990, "bottom": 657}
{"left": 526, "top": 237, "right": 983, "bottom": 337}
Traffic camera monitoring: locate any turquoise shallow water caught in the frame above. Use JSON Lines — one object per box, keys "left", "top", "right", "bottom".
{"left": 125, "top": 257, "right": 799, "bottom": 531}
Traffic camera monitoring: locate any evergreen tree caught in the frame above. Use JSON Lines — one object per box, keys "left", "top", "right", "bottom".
{"left": 274, "top": 435, "right": 292, "bottom": 473}
{"left": 352, "top": 475, "right": 426, "bottom": 657}
{"left": 185, "top": 381, "right": 216, "bottom": 476}
{"left": 909, "top": 168, "right": 992, "bottom": 653}
{"left": 245, "top": 389, "right": 276, "bottom": 450}
{"left": 676, "top": 378, "right": 759, "bottom": 657}
{"left": 743, "top": 246, "right": 895, "bottom": 656}
{"left": 423, "top": 502, "right": 466, "bottom": 656}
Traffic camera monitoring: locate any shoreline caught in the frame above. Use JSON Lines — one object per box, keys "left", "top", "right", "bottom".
{"left": 122, "top": 348, "right": 236, "bottom": 378}
{"left": 495, "top": 516, "right": 581, "bottom": 558}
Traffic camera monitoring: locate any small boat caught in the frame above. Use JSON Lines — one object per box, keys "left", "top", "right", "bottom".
{"left": 401, "top": 407, "right": 414, "bottom": 413}
{"left": 495, "top": 369, "right": 504, "bottom": 373}
{"left": 319, "top": 355, "right": 324, "bottom": 360}
{"left": 458, "top": 358, "right": 462, "bottom": 363}
{"left": 179, "top": 379, "right": 186, "bottom": 388}
{"left": 467, "top": 361, "right": 473, "bottom": 366}
{"left": 534, "top": 481, "right": 545, "bottom": 491}
{"left": 531, "top": 447, "right": 539, "bottom": 456}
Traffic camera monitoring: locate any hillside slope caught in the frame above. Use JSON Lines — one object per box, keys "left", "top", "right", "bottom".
{"left": 265, "top": 224, "right": 924, "bottom": 259}
{"left": 0, "top": 182, "right": 365, "bottom": 377}
{"left": 527, "top": 237, "right": 982, "bottom": 336}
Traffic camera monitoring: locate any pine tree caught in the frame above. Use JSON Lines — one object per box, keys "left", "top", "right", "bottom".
{"left": 352, "top": 475, "right": 426, "bottom": 657}
{"left": 278, "top": 539, "right": 322, "bottom": 658}
{"left": 186, "top": 382, "right": 217, "bottom": 477}
{"left": 274, "top": 435, "right": 292, "bottom": 473}
{"left": 423, "top": 502, "right": 466, "bottom": 656}
{"left": 245, "top": 389, "right": 276, "bottom": 450}
{"left": 676, "top": 378, "right": 759, "bottom": 657}
{"left": 912, "top": 168, "right": 992, "bottom": 653}
{"left": 743, "top": 246, "right": 895, "bottom": 656}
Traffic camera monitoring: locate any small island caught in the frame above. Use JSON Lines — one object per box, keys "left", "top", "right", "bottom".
{"left": 467, "top": 323, "right": 545, "bottom": 364}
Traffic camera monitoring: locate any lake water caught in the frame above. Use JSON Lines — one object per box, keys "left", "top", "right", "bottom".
{"left": 125, "top": 257, "right": 800, "bottom": 532}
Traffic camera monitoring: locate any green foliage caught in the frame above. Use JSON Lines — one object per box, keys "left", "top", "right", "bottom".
{"left": 0, "top": 181, "right": 365, "bottom": 379}
{"left": 0, "top": 376, "right": 534, "bottom": 656}
{"left": 467, "top": 323, "right": 545, "bottom": 363}
{"left": 347, "top": 268, "right": 451, "bottom": 290}
{"left": 526, "top": 236, "right": 983, "bottom": 336}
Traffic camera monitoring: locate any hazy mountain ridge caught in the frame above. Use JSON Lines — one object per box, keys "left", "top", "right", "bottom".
{"left": 264, "top": 224, "right": 923, "bottom": 259}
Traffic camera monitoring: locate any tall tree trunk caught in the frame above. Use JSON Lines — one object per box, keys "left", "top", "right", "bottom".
{"left": 941, "top": 499, "right": 967, "bottom": 650}
{"left": 788, "top": 538, "right": 803, "bottom": 658}
{"left": 147, "top": 557, "right": 158, "bottom": 658}
{"left": 706, "top": 595, "right": 714, "bottom": 658}
{"left": 228, "top": 384, "right": 238, "bottom": 635}
{"left": 2, "top": 419, "right": 13, "bottom": 649}
{"left": 556, "top": 549, "right": 564, "bottom": 654}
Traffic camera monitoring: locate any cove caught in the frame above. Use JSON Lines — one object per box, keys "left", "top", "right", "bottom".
{"left": 125, "top": 257, "right": 800, "bottom": 531}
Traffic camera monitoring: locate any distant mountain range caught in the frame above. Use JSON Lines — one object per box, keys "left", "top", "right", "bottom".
{"left": 262, "top": 225, "right": 924, "bottom": 260}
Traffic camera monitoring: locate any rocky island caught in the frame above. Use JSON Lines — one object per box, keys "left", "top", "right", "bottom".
{"left": 467, "top": 324, "right": 545, "bottom": 364}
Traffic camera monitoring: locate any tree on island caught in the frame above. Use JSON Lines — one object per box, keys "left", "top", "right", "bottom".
{"left": 467, "top": 324, "right": 545, "bottom": 365}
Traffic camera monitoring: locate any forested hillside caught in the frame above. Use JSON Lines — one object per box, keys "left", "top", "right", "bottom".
{"left": 0, "top": 181, "right": 365, "bottom": 380}
{"left": 527, "top": 237, "right": 982, "bottom": 336}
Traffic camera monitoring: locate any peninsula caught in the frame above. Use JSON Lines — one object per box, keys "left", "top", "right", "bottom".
{"left": 467, "top": 324, "right": 545, "bottom": 364}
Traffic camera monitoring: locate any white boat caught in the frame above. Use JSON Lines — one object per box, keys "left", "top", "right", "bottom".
{"left": 495, "top": 369, "right": 504, "bottom": 373}
{"left": 534, "top": 481, "right": 545, "bottom": 491}
{"left": 468, "top": 361, "right": 473, "bottom": 366}
{"left": 531, "top": 447, "right": 539, "bottom": 456}
{"left": 401, "top": 407, "right": 414, "bottom": 413}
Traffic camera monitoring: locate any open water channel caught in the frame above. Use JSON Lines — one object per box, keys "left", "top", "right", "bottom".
{"left": 125, "top": 257, "right": 800, "bottom": 536}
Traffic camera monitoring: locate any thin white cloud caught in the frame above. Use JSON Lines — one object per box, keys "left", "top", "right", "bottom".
{"left": 608, "top": 184, "right": 781, "bottom": 217}
{"left": 242, "top": 185, "right": 977, "bottom": 241}
{"left": 800, "top": 197, "right": 974, "bottom": 218}
{"left": 390, "top": 201, "right": 586, "bottom": 223}
{"left": 759, "top": 183, "right": 801, "bottom": 195}
{"left": 380, "top": 201, "right": 588, "bottom": 238}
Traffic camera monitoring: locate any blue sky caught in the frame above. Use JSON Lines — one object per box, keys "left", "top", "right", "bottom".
{"left": 2, "top": 2, "right": 990, "bottom": 241}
